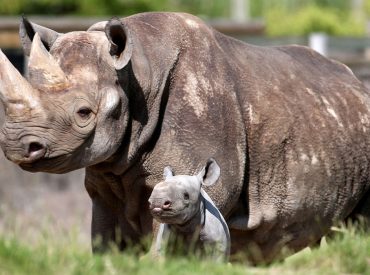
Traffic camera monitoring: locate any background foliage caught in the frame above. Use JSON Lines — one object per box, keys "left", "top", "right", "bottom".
{"left": 0, "top": 0, "right": 369, "bottom": 36}
{"left": 265, "top": 4, "right": 365, "bottom": 36}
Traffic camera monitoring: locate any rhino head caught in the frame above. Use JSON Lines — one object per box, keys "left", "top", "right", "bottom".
{"left": 0, "top": 18, "right": 134, "bottom": 173}
{"left": 148, "top": 158, "right": 221, "bottom": 225}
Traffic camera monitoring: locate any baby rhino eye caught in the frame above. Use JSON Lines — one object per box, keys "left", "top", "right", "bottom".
{"left": 77, "top": 107, "right": 92, "bottom": 119}
{"left": 183, "top": 192, "right": 189, "bottom": 200}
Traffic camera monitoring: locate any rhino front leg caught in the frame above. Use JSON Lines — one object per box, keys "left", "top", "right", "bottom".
{"left": 150, "top": 223, "right": 171, "bottom": 258}
{"left": 91, "top": 196, "right": 120, "bottom": 253}
{"left": 205, "top": 243, "right": 228, "bottom": 263}
{"left": 91, "top": 195, "right": 142, "bottom": 252}
{"left": 86, "top": 169, "right": 146, "bottom": 252}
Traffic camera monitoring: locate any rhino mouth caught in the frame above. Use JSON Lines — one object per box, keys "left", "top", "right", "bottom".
{"left": 151, "top": 207, "right": 189, "bottom": 224}
{"left": 19, "top": 154, "right": 77, "bottom": 174}
{"left": 18, "top": 132, "right": 97, "bottom": 174}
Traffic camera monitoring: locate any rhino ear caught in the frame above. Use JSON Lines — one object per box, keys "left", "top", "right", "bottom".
{"left": 163, "top": 166, "right": 174, "bottom": 180}
{"left": 197, "top": 158, "right": 221, "bottom": 187}
{"left": 105, "top": 18, "right": 133, "bottom": 70}
{"left": 19, "top": 16, "right": 60, "bottom": 56}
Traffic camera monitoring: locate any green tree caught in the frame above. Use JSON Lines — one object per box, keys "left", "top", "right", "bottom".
{"left": 262, "top": 0, "right": 365, "bottom": 36}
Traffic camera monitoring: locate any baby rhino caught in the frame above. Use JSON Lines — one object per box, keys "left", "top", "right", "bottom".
{"left": 148, "top": 158, "right": 230, "bottom": 262}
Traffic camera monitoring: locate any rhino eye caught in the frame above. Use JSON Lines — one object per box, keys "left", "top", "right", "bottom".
{"left": 183, "top": 192, "right": 189, "bottom": 200}
{"left": 77, "top": 107, "right": 92, "bottom": 119}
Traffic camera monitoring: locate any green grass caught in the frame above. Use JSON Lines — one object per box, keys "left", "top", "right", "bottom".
{"left": 0, "top": 221, "right": 369, "bottom": 275}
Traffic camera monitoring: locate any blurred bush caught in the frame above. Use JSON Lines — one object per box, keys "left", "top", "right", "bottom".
{"left": 265, "top": 4, "right": 365, "bottom": 36}
{"left": 1, "top": 0, "right": 77, "bottom": 15}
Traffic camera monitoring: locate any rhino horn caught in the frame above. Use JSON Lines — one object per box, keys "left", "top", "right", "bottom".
{"left": 28, "top": 33, "right": 69, "bottom": 92}
{"left": 0, "top": 49, "right": 40, "bottom": 114}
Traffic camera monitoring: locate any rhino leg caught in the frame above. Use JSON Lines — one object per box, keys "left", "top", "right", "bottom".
{"left": 91, "top": 196, "right": 120, "bottom": 252}
{"left": 86, "top": 170, "right": 143, "bottom": 252}
{"left": 150, "top": 223, "right": 171, "bottom": 258}
{"left": 347, "top": 188, "right": 370, "bottom": 227}
{"left": 91, "top": 195, "right": 143, "bottom": 252}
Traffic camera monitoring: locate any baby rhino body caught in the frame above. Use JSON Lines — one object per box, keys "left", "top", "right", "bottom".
{"left": 148, "top": 158, "right": 230, "bottom": 262}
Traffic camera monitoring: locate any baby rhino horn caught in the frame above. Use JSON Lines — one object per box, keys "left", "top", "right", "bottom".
{"left": 28, "top": 33, "right": 68, "bottom": 92}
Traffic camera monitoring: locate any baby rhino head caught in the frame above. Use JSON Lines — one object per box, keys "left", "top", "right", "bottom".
{"left": 148, "top": 158, "right": 220, "bottom": 225}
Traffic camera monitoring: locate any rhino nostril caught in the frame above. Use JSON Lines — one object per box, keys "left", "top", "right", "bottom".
{"left": 163, "top": 200, "right": 171, "bottom": 209}
{"left": 29, "top": 142, "right": 44, "bottom": 153}
{"left": 25, "top": 141, "right": 46, "bottom": 161}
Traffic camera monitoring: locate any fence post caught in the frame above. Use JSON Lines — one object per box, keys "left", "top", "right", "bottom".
{"left": 231, "top": 0, "right": 249, "bottom": 23}
{"left": 309, "top": 32, "right": 328, "bottom": 56}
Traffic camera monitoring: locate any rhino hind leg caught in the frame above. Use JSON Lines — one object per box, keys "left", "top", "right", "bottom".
{"left": 347, "top": 188, "right": 370, "bottom": 228}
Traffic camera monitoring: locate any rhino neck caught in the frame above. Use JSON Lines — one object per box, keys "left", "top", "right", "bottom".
{"left": 171, "top": 199, "right": 205, "bottom": 235}
{"left": 92, "top": 32, "right": 181, "bottom": 175}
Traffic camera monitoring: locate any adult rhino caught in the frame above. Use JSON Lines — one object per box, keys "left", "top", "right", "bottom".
{"left": 0, "top": 12, "right": 369, "bottom": 263}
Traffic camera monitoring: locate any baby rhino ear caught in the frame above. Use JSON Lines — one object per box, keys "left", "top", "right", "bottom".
{"left": 197, "top": 158, "right": 221, "bottom": 186}
{"left": 163, "top": 166, "right": 174, "bottom": 180}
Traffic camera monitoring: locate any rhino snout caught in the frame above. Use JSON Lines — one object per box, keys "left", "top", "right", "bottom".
{"left": 148, "top": 198, "right": 172, "bottom": 214}
{"left": 2, "top": 135, "right": 47, "bottom": 164}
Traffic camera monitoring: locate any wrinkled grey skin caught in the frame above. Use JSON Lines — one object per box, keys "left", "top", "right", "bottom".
{"left": 0, "top": 12, "right": 370, "bottom": 263}
{"left": 149, "top": 158, "right": 230, "bottom": 262}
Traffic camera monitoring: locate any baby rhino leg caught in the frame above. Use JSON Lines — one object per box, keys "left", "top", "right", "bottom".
{"left": 151, "top": 223, "right": 171, "bottom": 258}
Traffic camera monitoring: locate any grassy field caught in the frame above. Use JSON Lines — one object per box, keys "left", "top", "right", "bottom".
{"left": 0, "top": 220, "right": 369, "bottom": 275}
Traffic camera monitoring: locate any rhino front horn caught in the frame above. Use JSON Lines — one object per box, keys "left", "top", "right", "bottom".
{"left": 0, "top": 49, "right": 40, "bottom": 114}
{"left": 28, "top": 33, "right": 69, "bottom": 92}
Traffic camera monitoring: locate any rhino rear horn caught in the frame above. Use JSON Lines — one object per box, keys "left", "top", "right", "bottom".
{"left": 105, "top": 18, "right": 133, "bottom": 70}
{"left": 28, "top": 33, "right": 69, "bottom": 92}
{"left": 19, "top": 16, "right": 60, "bottom": 56}
{"left": 0, "top": 49, "right": 40, "bottom": 113}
